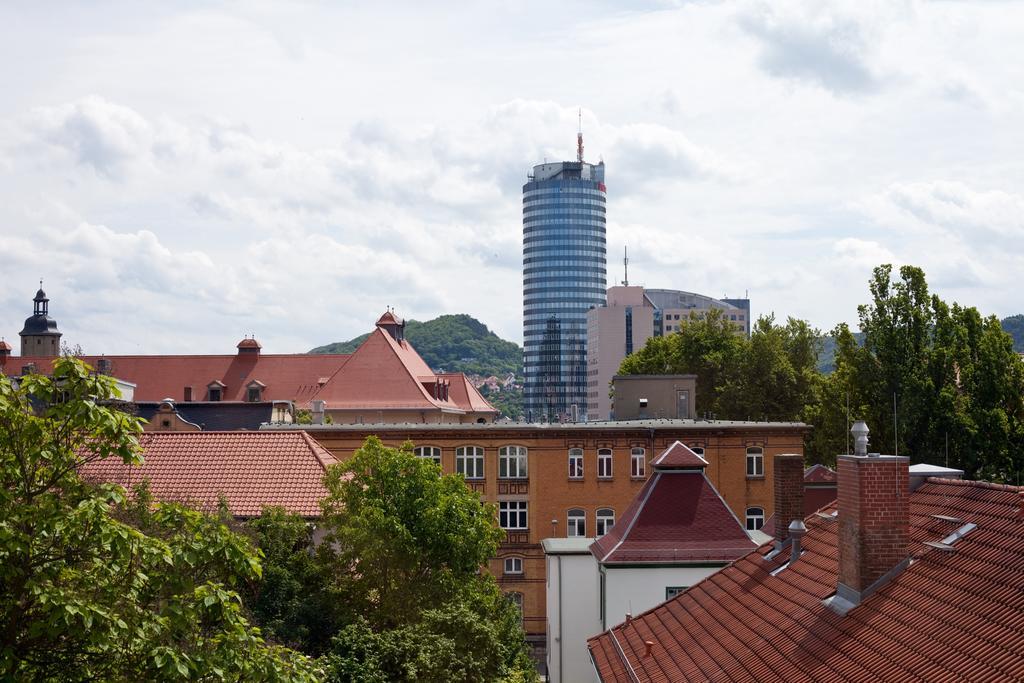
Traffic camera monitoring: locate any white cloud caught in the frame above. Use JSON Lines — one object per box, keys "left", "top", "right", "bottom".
{"left": 737, "top": 0, "right": 910, "bottom": 94}
{"left": 3, "top": 0, "right": 1024, "bottom": 353}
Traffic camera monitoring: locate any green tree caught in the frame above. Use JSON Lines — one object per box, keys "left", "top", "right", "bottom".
{"left": 242, "top": 507, "right": 336, "bottom": 655}
{"left": 0, "top": 357, "right": 318, "bottom": 681}
{"left": 619, "top": 308, "right": 745, "bottom": 417}
{"left": 809, "top": 265, "right": 1024, "bottom": 478}
{"left": 619, "top": 309, "right": 820, "bottom": 422}
{"left": 315, "top": 436, "right": 536, "bottom": 682}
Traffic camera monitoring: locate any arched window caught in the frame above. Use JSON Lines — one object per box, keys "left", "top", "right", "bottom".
{"left": 746, "top": 507, "right": 765, "bottom": 531}
{"left": 596, "top": 508, "right": 615, "bottom": 536}
{"left": 567, "top": 508, "right": 586, "bottom": 537}
{"left": 597, "top": 448, "right": 613, "bottom": 479}
{"left": 568, "top": 448, "right": 584, "bottom": 479}
{"left": 689, "top": 445, "right": 705, "bottom": 457}
{"left": 499, "top": 445, "right": 528, "bottom": 479}
{"left": 746, "top": 447, "right": 764, "bottom": 477}
{"left": 456, "top": 446, "right": 484, "bottom": 479}
{"left": 503, "top": 556, "right": 524, "bottom": 575}
{"left": 630, "top": 447, "right": 646, "bottom": 478}
{"left": 414, "top": 446, "right": 441, "bottom": 466}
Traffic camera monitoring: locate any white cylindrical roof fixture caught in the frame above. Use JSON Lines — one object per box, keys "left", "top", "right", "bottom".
{"left": 851, "top": 420, "right": 870, "bottom": 456}
{"left": 788, "top": 519, "right": 807, "bottom": 564}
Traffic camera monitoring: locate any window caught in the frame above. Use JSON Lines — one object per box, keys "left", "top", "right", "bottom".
{"left": 567, "top": 508, "right": 586, "bottom": 537}
{"left": 247, "top": 386, "right": 261, "bottom": 402}
{"left": 456, "top": 446, "right": 484, "bottom": 479}
{"left": 207, "top": 381, "right": 225, "bottom": 402}
{"left": 689, "top": 445, "right": 705, "bottom": 457}
{"left": 597, "top": 449, "right": 613, "bottom": 479}
{"left": 596, "top": 508, "right": 615, "bottom": 536}
{"left": 630, "top": 447, "right": 646, "bottom": 478}
{"left": 208, "top": 387, "right": 222, "bottom": 402}
{"left": 568, "top": 448, "right": 584, "bottom": 479}
{"left": 504, "top": 556, "right": 524, "bottom": 575}
{"left": 499, "top": 501, "right": 528, "bottom": 530}
{"left": 499, "top": 445, "right": 528, "bottom": 479}
{"left": 746, "top": 507, "right": 765, "bottom": 531}
{"left": 414, "top": 446, "right": 441, "bottom": 466}
{"left": 666, "top": 586, "right": 687, "bottom": 600}
{"left": 746, "top": 447, "right": 764, "bottom": 477}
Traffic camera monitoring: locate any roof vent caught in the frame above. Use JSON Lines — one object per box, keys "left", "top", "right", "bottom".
{"left": 923, "top": 522, "right": 977, "bottom": 553}
{"left": 851, "top": 420, "right": 869, "bottom": 456}
{"left": 788, "top": 519, "right": 807, "bottom": 564}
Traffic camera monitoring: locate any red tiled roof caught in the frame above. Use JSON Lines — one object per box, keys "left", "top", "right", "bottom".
{"left": 6, "top": 353, "right": 348, "bottom": 403}
{"left": 652, "top": 441, "right": 708, "bottom": 469}
{"left": 588, "top": 478, "right": 1024, "bottom": 682}
{"left": 805, "top": 463, "right": 838, "bottom": 483}
{"left": 310, "top": 327, "right": 496, "bottom": 415}
{"left": 376, "top": 310, "right": 403, "bottom": 326}
{"left": 590, "top": 465, "right": 756, "bottom": 564}
{"left": 80, "top": 431, "right": 338, "bottom": 517}
{"left": 439, "top": 373, "right": 496, "bottom": 414}
{"left": 804, "top": 486, "right": 838, "bottom": 515}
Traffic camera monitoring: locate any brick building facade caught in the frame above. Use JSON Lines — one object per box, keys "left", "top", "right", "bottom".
{"left": 273, "top": 420, "right": 809, "bottom": 655}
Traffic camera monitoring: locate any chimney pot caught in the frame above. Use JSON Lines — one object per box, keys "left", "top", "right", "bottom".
{"left": 851, "top": 420, "right": 869, "bottom": 456}
{"left": 788, "top": 519, "right": 807, "bottom": 564}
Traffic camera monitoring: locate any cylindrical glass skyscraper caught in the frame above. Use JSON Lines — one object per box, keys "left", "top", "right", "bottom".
{"left": 522, "top": 158, "right": 607, "bottom": 421}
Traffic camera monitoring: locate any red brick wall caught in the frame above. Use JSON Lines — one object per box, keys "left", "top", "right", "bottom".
{"left": 837, "top": 454, "right": 909, "bottom": 594}
{"left": 304, "top": 425, "right": 808, "bottom": 644}
{"left": 773, "top": 453, "right": 805, "bottom": 544}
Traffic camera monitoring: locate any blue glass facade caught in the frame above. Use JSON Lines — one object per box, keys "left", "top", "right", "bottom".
{"left": 523, "top": 161, "right": 607, "bottom": 421}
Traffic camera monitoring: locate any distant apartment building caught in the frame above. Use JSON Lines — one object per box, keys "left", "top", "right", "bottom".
{"left": 522, "top": 138, "right": 607, "bottom": 422}
{"left": 586, "top": 286, "right": 750, "bottom": 420}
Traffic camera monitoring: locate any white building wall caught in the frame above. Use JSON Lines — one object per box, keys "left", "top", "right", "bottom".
{"left": 603, "top": 565, "right": 723, "bottom": 630}
{"left": 546, "top": 549, "right": 602, "bottom": 683}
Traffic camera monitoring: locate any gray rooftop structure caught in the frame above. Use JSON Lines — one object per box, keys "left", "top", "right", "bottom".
{"left": 261, "top": 418, "right": 808, "bottom": 432}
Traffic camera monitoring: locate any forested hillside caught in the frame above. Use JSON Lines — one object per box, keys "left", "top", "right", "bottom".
{"left": 310, "top": 314, "right": 523, "bottom": 377}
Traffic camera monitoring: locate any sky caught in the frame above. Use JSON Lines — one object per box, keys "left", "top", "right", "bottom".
{"left": 2, "top": 0, "right": 1022, "bottom": 354}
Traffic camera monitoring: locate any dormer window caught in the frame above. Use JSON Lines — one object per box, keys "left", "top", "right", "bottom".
{"left": 246, "top": 380, "right": 265, "bottom": 402}
{"left": 207, "top": 380, "right": 226, "bottom": 402}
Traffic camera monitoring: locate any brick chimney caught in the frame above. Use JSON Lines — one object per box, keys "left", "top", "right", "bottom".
{"left": 832, "top": 448, "right": 910, "bottom": 614}
{"left": 773, "top": 453, "right": 805, "bottom": 546}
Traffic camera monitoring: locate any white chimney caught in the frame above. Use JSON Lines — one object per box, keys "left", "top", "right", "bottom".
{"left": 311, "top": 399, "right": 326, "bottom": 425}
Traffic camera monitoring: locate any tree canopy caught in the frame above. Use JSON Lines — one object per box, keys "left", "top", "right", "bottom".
{"left": 0, "top": 357, "right": 318, "bottom": 681}
{"left": 809, "top": 265, "right": 1024, "bottom": 479}
{"left": 244, "top": 437, "right": 538, "bottom": 682}
{"left": 619, "top": 265, "right": 1024, "bottom": 481}
{"left": 618, "top": 308, "right": 820, "bottom": 422}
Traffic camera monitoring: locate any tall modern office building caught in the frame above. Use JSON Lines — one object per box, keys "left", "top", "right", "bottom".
{"left": 522, "top": 135, "right": 607, "bottom": 421}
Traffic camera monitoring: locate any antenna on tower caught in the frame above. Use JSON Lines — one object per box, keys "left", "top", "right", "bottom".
{"left": 577, "top": 108, "right": 584, "bottom": 163}
{"left": 622, "top": 246, "right": 629, "bottom": 286}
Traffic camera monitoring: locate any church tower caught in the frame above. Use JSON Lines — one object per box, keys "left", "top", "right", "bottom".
{"left": 19, "top": 285, "right": 62, "bottom": 357}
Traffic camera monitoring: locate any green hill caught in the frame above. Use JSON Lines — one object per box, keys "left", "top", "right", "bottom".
{"left": 1002, "top": 315, "right": 1024, "bottom": 353}
{"left": 309, "top": 314, "right": 523, "bottom": 378}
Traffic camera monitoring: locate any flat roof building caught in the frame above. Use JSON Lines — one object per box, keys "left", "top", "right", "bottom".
{"left": 587, "top": 286, "right": 750, "bottom": 420}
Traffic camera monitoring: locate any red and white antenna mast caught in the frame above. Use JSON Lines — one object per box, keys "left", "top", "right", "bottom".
{"left": 577, "top": 108, "right": 584, "bottom": 163}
